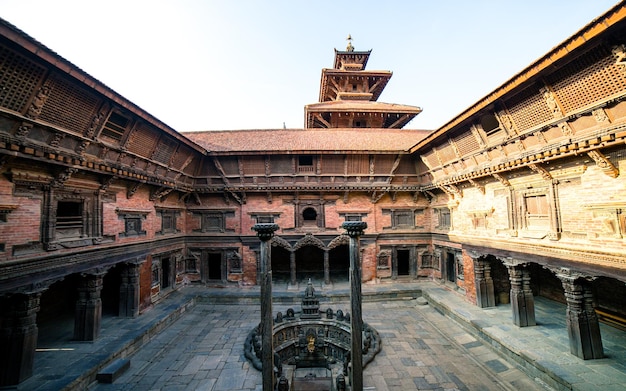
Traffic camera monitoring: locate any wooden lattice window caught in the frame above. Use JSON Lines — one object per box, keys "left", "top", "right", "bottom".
{"left": 436, "top": 145, "right": 457, "bottom": 165}
{"left": 453, "top": 131, "right": 481, "bottom": 156}
{"left": 321, "top": 155, "right": 345, "bottom": 174}
{"left": 505, "top": 86, "right": 553, "bottom": 132}
{"left": 548, "top": 45, "right": 626, "bottom": 114}
{"left": 152, "top": 137, "right": 177, "bottom": 164}
{"left": 39, "top": 74, "right": 101, "bottom": 134}
{"left": 524, "top": 194, "right": 550, "bottom": 230}
{"left": 0, "top": 45, "right": 46, "bottom": 113}
{"left": 126, "top": 123, "right": 159, "bottom": 156}
{"left": 242, "top": 156, "right": 266, "bottom": 175}
{"left": 421, "top": 150, "right": 440, "bottom": 169}
{"left": 100, "top": 111, "right": 131, "bottom": 142}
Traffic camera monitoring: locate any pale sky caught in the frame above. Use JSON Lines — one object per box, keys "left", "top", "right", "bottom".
{"left": 1, "top": 0, "right": 620, "bottom": 132}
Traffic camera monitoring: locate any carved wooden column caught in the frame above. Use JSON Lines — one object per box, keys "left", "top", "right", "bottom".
{"left": 74, "top": 271, "right": 105, "bottom": 341}
{"left": 119, "top": 261, "right": 142, "bottom": 318}
{"left": 391, "top": 246, "right": 398, "bottom": 280}
{"left": 290, "top": 251, "right": 297, "bottom": 287}
{"left": 0, "top": 290, "right": 42, "bottom": 386}
{"left": 342, "top": 221, "right": 367, "bottom": 391}
{"left": 472, "top": 253, "right": 495, "bottom": 308}
{"left": 556, "top": 269, "right": 604, "bottom": 359}
{"left": 503, "top": 259, "right": 536, "bottom": 327}
{"left": 324, "top": 249, "right": 330, "bottom": 286}
{"left": 253, "top": 223, "right": 279, "bottom": 391}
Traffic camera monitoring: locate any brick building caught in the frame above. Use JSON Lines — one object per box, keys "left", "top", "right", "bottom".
{"left": 1, "top": 3, "right": 626, "bottom": 386}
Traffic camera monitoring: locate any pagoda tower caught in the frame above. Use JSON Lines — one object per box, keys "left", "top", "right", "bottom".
{"left": 305, "top": 35, "right": 422, "bottom": 129}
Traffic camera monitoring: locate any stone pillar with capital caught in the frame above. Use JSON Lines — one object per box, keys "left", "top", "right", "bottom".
{"left": 74, "top": 271, "right": 105, "bottom": 341}
{"left": 342, "top": 221, "right": 367, "bottom": 391}
{"left": 504, "top": 260, "right": 536, "bottom": 327}
{"left": 557, "top": 269, "right": 604, "bottom": 359}
{"left": 0, "top": 290, "right": 42, "bottom": 386}
{"left": 324, "top": 249, "right": 330, "bottom": 286}
{"left": 252, "top": 223, "right": 279, "bottom": 391}
{"left": 472, "top": 254, "right": 495, "bottom": 308}
{"left": 119, "top": 261, "right": 142, "bottom": 318}
{"left": 289, "top": 251, "right": 297, "bottom": 287}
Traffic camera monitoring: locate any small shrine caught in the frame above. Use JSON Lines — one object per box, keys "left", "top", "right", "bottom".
{"left": 244, "top": 281, "right": 381, "bottom": 390}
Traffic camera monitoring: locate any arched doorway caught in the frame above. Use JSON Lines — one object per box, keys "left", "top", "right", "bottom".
{"left": 329, "top": 244, "right": 349, "bottom": 282}
{"left": 271, "top": 246, "right": 292, "bottom": 284}
{"left": 296, "top": 245, "right": 325, "bottom": 283}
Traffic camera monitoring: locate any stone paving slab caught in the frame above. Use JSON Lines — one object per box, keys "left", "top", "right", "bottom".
{"left": 90, "top": 299, "right": 545, "bottom": 391}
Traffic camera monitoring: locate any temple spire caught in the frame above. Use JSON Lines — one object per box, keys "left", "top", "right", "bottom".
{"left": 346, "top": 34, "right": 354, "bottom": 52}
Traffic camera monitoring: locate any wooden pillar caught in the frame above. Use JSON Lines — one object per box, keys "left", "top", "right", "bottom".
{"left": 290, "top": 251, "right": 296, "bottom": 287}
{"left": 324, "top": 250, "right": 330, "bottom": 285}
{"left": 74, "top": 271, "right": 104, "bottom": 341}
{"left": 119, "top": 262, "right": 141, "bottom": 318}
{"left": 391, "top": 246, "right": 398, "bottom": 280}
{"left": 557, "top": 270, "right": 604, "bottom": 359}
{"left": 504, "top": 260, "right": 536, "bottom": 327}
{"left": 0, "top": 291, "right": 41, "bottom": 386}
{"left": 473, "top": 255, "right": 495, "bottom": 308}
{"left": 253, "top": 223, "right": 279, "bottom": 391}
{"left": 342, "top": 221, "right": 367, "bottom": 391}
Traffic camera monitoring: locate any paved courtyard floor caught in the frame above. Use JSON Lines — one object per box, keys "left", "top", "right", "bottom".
{"left": 90, "top": 298, "right": 545, "bottom": 391}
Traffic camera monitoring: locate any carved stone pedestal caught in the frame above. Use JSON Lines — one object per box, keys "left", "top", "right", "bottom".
{"left": 0, "top": 292, "right": 41, "bottom": 386}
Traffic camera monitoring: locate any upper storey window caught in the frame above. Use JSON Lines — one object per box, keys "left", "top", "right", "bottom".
{"left": 480, "top": 114, "right": 500, "bottom": 136}
{"left": 298, "top": 155, "right": 315, "bottom": 173}
{"left": 100, "top": 111, "right": 131, "bottom": 142}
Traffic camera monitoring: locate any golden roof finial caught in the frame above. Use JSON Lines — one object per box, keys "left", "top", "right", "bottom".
{"left": 346, "top": 34, "right": 354, "bottom": 52}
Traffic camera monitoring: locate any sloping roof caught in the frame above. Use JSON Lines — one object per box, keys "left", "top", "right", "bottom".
{"left": 305, "top": 100, "right": 421, "bottom": 113}
{"left": 183, "top": 128, "right": 431, "bottom": 153}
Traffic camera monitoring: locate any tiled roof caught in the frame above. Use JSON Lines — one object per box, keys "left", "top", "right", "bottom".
{"left": 182, "top": 128, "right": 431, "bottom": 153}
{"left": 305, "top": 100, "right": 421, "bottom": 113}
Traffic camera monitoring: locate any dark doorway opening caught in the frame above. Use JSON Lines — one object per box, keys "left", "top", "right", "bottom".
{"left": 271, "top": 246, "right": 292, "bottom": 283}
{"left": 329, "top": 245, "right": 349, "bottom": 282}
{"left": 397, "top": 250, "right": 410, "bottom": 276}
{"left": 101, "top": 264, "right": 122, "bottom": 316}
{"left": 37, "top": 275, "right": 80, "bottom": 345}
{"left": 208, "top": 253, "right": 222, "bottom": 280}
{"left": 296, "top": 246, "right": 324, "bottom": 283}
{"left": 162, "top": 257, "right": 171, "bottom": 288}
{"left": 446, "top": 252, "right": 455, "bottom": 282}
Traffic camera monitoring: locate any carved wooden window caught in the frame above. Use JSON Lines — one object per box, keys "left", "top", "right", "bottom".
{"left": 120, "top": 214, "right": 146, "bottom": 237}
{"left": 156, "top": 209, "right": 179, "bottom": 235}
{"left": 436, "top": 208, "right": 451, "bottom": 229}
{"left": 298, "top": 155, "right": 315, "bottom": 173}
{"left": 391, "top": 210, "right": 414, "bottom": 228}
{"left": 480, "top": 114, "right": 500, "bottom": 136}
{"left": 524, "top": 194, "right": 550, "bottom": 230}
{"left": 56, "top": 200, "right": 85, "bottom": 239}
{"left": 0, "top": 44, "right": 47, "bottom": 113}
{"left": 100, "top": 111, "right": 131, "bottom": 142}
{"left": 203, "top": 213, "right": 224, "bottom": 232}
{"left": 421, "top": 253, "right": 433, "bottom": 268}
{"left": 256, "top": 215, "right": 275, "bottom": 223}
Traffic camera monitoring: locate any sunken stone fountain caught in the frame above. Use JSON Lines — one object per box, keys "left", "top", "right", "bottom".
{"left": 244, "top": 280, "right": 381, "bottom": 390}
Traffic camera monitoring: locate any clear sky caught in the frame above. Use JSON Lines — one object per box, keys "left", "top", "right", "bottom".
{"left": 1, "top": 0, "right": 620, "bottom": 132}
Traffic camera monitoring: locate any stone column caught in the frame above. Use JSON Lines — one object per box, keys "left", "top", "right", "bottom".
{"left": 324, "top": 249, "right": 330, "bottom": 286}
{"left": 74, "top": 271, "right": 105, "bottom": 341}
{"left": 0, "top": 291, "right": 42, "bottom": 386}
{"left": 252, "top": 223, "right": 279, "bottom": 391}
{"left": 119, "top": 261, "right": 141, "bottom": 318}
{"left": 342, "top": 221, "right": 367, "bottom": 391}
{"left": 504, "top": 259, "right": 536, "bottom": 327}
{"left": 557, "top": 269, "right": 604, "bottom": 359}
{"left": 391, "top": 246, "right": 398, "bottom": 280}
{"left": 290, "top": 251, "right": 297, "bottom": 287}
{"left": 472, "top": 254, "right": 495, "bottom": 308}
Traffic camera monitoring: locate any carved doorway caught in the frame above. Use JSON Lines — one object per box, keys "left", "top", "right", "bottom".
{"left": 208, "top": 252, "right": 222, "bottom": 281}
{"left": 397, "top": 250, "right": 410, "bottom": 276}
{"left": 446, "top": 252, "right": 455, "bottom": 283}
{"left": 271, "top": 246, "right": 291, "bottom": 284}
{"left": 162, "top": 257, "right": 172, "bottom": 288}
{"left": 296, "top": 245, "right": 324, "bottom": 283}
{"left": 329, "top": 244, "right": 349, "bottom": 282}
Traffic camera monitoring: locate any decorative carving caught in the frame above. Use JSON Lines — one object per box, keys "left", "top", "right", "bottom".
{"left": 587, "top": 150, "right": 619, "bottom": 178}
{"left": 558, "top": 121, "right": 574, "bottom": 136}
{"left": 127, "top": 183, "right": 142, "bottom": 199}
{"left": 612, "top": 44, "right": 626, "bottom": 71}
{"left": 470, "top": 124, "right": 486, "bottom": 148}
{"left": 592, "top": 108, "right": 609, "bottom": 123}
{"left": 540, "top": 86, "right": 562, "bottom": 118}
{"left": 294, "top": 233, "right": 326, "bottom": 250}
{"left": 468, "top": 178, "right": 485, "bottom": 194}
{"left": 150, "top": 187, "right": 173, "bottom": 201}
{"left": 529, "top": 163, "right": 552, "bottom": 180}
{"left": 16, "top": 122, "right": 33, "bottom": 139}
{"left": 51, "top": 167, "right": 77, "bottom": 188}
{"left": 26, "top": 83, "right": 51, "bottom": 119}
{"left": 492, "top": 173, "right": 511, "bottom": 187}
